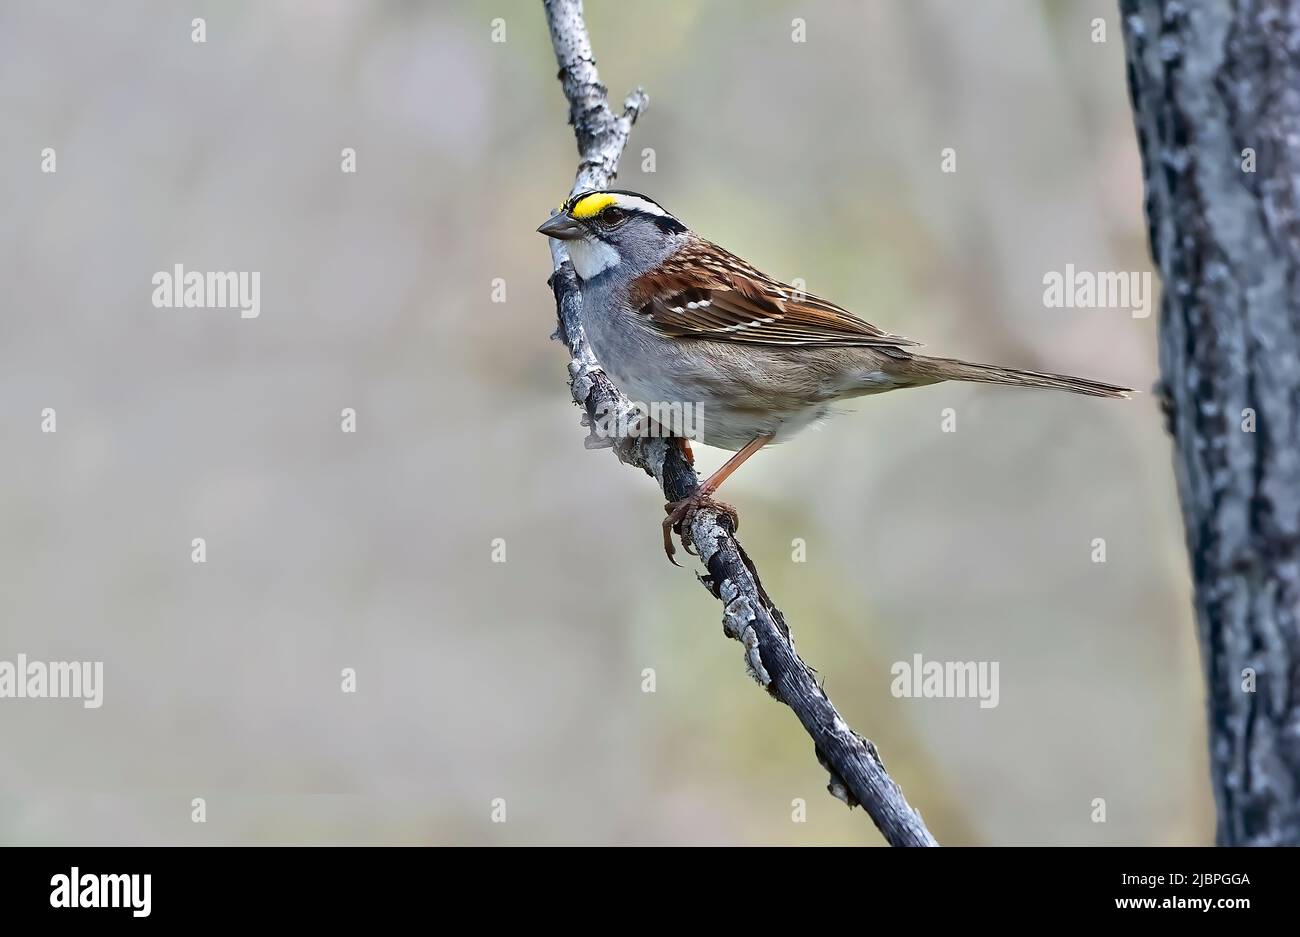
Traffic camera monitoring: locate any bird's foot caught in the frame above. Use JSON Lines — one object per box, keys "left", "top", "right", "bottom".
{"left": 662, "top": 489, "right": 738, "bottom": 565}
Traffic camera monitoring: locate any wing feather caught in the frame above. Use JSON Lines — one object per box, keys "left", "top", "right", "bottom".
{"left": 628, "top": 238, "right": 920, "bottom": 349}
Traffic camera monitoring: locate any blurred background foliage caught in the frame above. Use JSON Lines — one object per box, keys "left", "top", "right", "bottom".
{"left": 0, "top": 0, "right": 1206, "bottom": 845}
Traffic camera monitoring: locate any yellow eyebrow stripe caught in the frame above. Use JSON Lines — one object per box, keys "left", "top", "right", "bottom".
{"left": 570, "top": 193, "right": 617, "bottom": 219}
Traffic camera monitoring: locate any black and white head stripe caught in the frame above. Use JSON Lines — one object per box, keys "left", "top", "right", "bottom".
{"left": 565, "top": 189, "right": 667, "bottom": 218}
{"left": 564, "top": 190, "right": 686, "bottom": 232}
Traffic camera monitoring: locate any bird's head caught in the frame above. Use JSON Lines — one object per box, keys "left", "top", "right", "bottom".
{"left": 537, "top": 189, "right": 688, "bottom": 281}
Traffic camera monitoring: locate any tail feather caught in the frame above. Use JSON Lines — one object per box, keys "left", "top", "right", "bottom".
{"left": 913, "top": 355, "right": 1132, "bottom": 399}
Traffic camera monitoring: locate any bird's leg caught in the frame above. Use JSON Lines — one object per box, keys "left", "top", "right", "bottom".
{"left": 662, "top": 434, "right": 773, "bottom": 564}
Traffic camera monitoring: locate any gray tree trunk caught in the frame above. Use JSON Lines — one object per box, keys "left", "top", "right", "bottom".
{"left": 1121, "top": 0, "right": 1300, "bottom": 845}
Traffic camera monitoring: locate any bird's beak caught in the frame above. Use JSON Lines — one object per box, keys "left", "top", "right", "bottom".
{"left": 536, "top": 212, "right": 586, "bottom": 241}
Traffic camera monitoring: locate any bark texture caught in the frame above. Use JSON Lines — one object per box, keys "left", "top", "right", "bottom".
{"left": 1122, "top": 0, "right": 1300, "bottom": 845}
{"left": 540, "top": 0, "right": 937, "bottom": 846}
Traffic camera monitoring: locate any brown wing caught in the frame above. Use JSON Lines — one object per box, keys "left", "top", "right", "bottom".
{"left": 627, "top": 237, "right": 920, "bottom": 349}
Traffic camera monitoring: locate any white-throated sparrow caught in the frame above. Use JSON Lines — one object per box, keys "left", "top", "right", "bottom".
{"left": 539, "top": 189, "right": 1132, "bottom": 562}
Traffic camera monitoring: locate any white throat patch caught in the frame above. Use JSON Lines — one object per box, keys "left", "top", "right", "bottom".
{"left": 568, "top": 237, "right": 621, "bottom": 280}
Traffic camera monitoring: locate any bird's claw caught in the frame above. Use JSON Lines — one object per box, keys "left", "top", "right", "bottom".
{"left": 661, "top": 490, "right": 739, "bottom": 565}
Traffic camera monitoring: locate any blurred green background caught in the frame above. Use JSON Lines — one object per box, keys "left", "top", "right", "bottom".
{"left": 0, "top": 0, "right": 1205, "bottom": 845}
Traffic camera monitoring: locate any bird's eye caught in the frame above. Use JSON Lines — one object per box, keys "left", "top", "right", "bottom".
{"left": 601, "top": 207, "right": 628, "bottom": 226}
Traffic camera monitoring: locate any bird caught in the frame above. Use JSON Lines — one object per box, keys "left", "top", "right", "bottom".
{"left": 538, "top": 189, "right": 1132, "bottom": 563}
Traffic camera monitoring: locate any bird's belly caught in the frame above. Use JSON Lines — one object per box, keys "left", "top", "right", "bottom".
{"left": 607, "top": 367, "right": 825, "bottom": 452}
{"left": 585, "top": 308, "right": 832, "bottom": 451}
